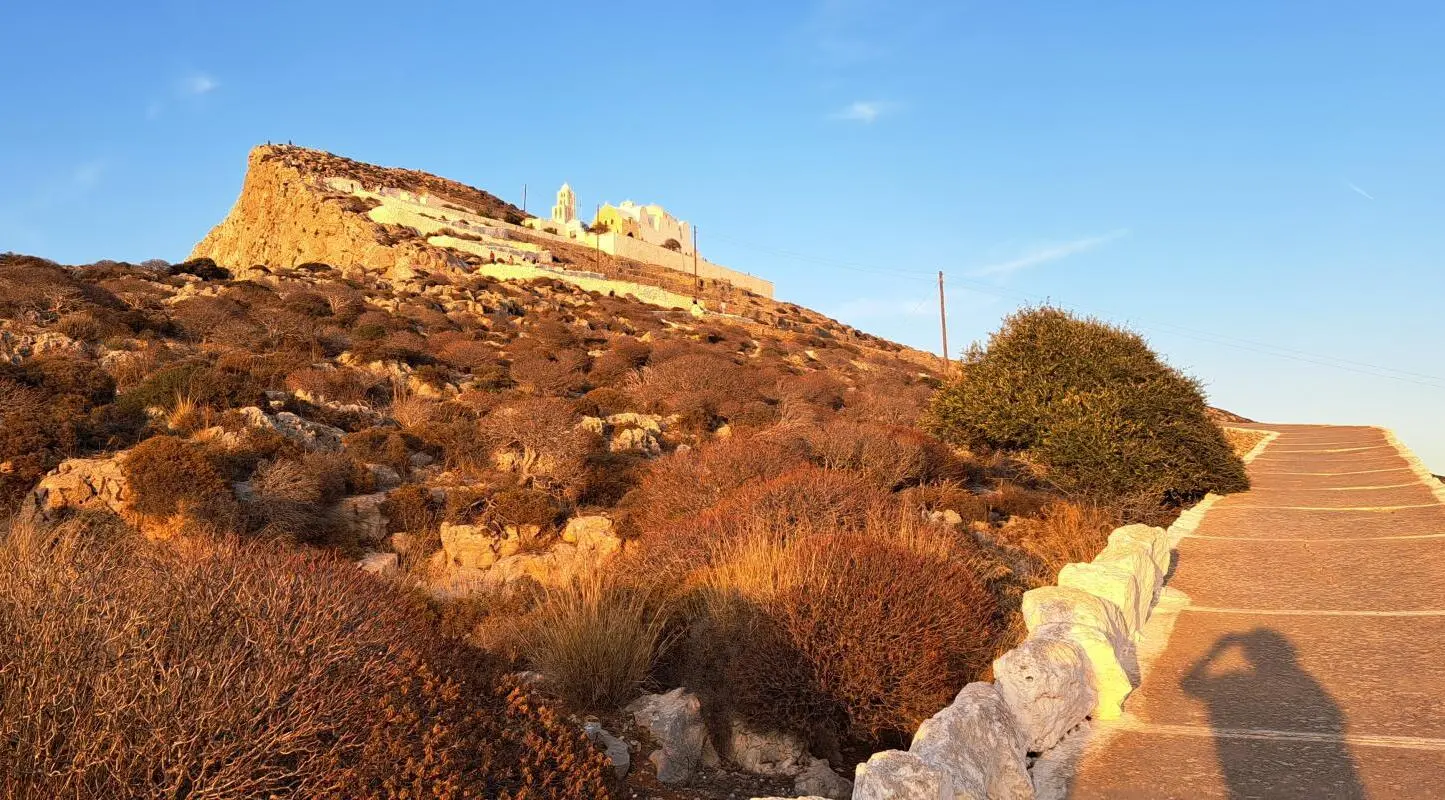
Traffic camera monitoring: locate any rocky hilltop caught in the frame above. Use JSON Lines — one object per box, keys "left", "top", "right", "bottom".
{"left": 192, "top": 145, "right": 869, "bottom": 346}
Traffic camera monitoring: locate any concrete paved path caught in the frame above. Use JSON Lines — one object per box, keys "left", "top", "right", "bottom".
{"left": 1067, "top": 425, "right": 1445, "bottom": 799}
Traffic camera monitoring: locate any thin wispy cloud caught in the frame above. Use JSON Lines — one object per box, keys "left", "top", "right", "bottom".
{"left": 181, "top": 72, "right": 219, "bottom": 96}
{"left": 1346, "top": 181, "right": 1375, "bottom": 201}
{"left": 971, "top": 229, "right": 1130, "bottom": 278}
{"left": 147, "top": 70, "right": 219, "bottom": 119}
{"left": 830, "top": 100, "right": 895, "bottom": 124}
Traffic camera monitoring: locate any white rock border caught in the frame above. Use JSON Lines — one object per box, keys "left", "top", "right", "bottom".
{"left": 848, "top": 430, "right": 1278, "bottom": 800}
{"left": 1381, "top": 426, "right": 1445, "bottom": 504}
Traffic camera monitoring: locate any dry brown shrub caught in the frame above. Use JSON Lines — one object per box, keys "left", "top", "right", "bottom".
{"left": 993, "top": 500, "right": 1115, "bottom": 579}
{"left": 509, "top": 348, "right": 589, "bottom": 396}
{"left": 343, "top": 427, "right": 416, "bottom": 474}
{"left": 121, "top": 435, "right": 238, "bottom": 523}
{"left": 520, "top": 572, "right": 671, "bottom": 711}
{"left": 477, "top": 397, "right": 598, "bottom": 497}
{"left": 645, "top": 466, "right": 888, "bottom": 575}
{"left": 806, "top": 419, "right": 955, "bottom": 490}
{"left": 382, "top": 483, "right": 443, "bottom": 536}
{"left": 0, "top": 514, "right": 614, "bottom": 799}
{"left": 286, "top": 365, "right": 387, "bottom": 405}
{"left": 621, "top": 434, "right": 811, "bottom": 537}
{"left": 630, "top": 352, "right": 764, "bottom": 430}
{"left": 696, "top": 516, "right": 997, "bottom": 750}
{"left": 985, "top": 480, "right": 1055, "bottom": 519}
{"left": 898, "top": 480, "right": 993, "bottom": 526}
{"left": 778, "top": 371, "right": 848, "bottom": 410}
{"left": 436, "top": 338, "right": 502, "bottom": 372}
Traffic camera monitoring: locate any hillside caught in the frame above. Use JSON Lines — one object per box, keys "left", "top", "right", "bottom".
{"left": 0, "top": 145, "right": 1251, "bottom": 799}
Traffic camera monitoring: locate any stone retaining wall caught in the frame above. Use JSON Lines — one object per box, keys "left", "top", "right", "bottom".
{"left": 848, "top": 431, "right": 1281, "bottom": 800}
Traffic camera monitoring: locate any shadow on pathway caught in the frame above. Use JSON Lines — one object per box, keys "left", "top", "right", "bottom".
{"left": 1182, "top": 627, "right": 1365, "bottom": 799}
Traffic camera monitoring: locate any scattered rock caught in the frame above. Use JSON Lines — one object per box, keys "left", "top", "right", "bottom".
{"left": 236, "top": 406, "right": 344, "bottom": 452}
{"left": 928, "top": 508, "right": 964, "bottom": 526}
{"left": 367, "top": 463, "right": 402, "bottom": 490}
{"left": 853, "top": 750, "right": 954, "bottom": 800}
{"left": 583, "top": 721, "right": 631, "bottom": 780}
{"left": 725, "top": 719, "right": 809, "bottom": 777}
{"left": 334, "top": 492, "right": 389, "bottom": 545}
{"left": 626, "top": 688, "right": 718, "bottom": 785}
{"left": 22, "top": 455, "right": 130, "bottom": 522}
{"left": 357, "top": 551, "right": 398, "bottom": 575}
{"left": 794, "top": 758, "right": 853, "bottom": 799}
{"left": 438, "top": 522, "right": 499, "bottom": 570}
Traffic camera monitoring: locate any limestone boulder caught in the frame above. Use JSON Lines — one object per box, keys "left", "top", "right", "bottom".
{"left": 993, "top": 637, "right": 1096, "bottom": 752}
{"left": 357, "top": 551, "right": 398, "bottom": 575}
{"left": 367, "top": 463, "right": 402, "bottom": 490}
{"left": 23, "top": 455, "right": 131, "bottom": 522}
{"left": 794, "top": 758, "right": 853, "bottom": 799}
{"left": 853, "top": 750, "right": 955, "bottom": 800}
{"left": 907, "top": 682, "right": 1033, "bottom": 800}
{"left": 1058, "top": 561, "right": 1144, "bottom": 638}
{"left": 725, "top": 719, "right": 809, "bottom": 777}
{"left": 610, "top": 425, "right": 661, "bottom": 454}
{"left": 236, "top": 406, "right": 344, "bottom": 452}
{"left": 627, "top": 688, "right": 718, "bottom": 785}
{"left": 335, "top": 492, "right": 389, "bottom": 545}
{"left": 1033, "top": 622, "right": 1133, "bottom": 720}
{"left": 1109, "top": 523, "right": 1171, "bottom": 576}
{"left": 1093, "top": 539, "right": 1162, "bottom": 608}
{"left": 439, "top": 522, "right": 499, "bottom": 570}
{"left": 1021, "top": 585, "right": 1130, "bottom": 649}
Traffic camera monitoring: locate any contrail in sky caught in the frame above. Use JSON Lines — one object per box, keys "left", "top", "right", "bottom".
{"left": 1347, "top": 181, "right": 1375, "bottom": 201}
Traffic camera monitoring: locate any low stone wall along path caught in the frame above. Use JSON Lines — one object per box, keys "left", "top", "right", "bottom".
{"left": 1067, "top": 425, "right": 1445, "bottom": 799}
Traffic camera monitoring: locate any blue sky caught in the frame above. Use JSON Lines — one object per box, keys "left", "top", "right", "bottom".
{"left": 4, "top": 1, "right": 1444, "bottom": 469}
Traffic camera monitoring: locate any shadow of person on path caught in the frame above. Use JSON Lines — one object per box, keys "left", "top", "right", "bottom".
{"left": 1182, "top": 627, "right": 1365, "bottom": 799}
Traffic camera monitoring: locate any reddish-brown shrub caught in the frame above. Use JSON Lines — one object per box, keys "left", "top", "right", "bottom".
{"left": 121, "top": 435, "right": 237, "bottom": 522}
{"left": 986, "top": 481, "right": 1055, "bottom": 520}
{"left": 705, "top": 527, "right": 998, "bottom": 750}
{"left": 344, "top": 427, "right": 417, "bottom": 475}
{"left": 382, "top": 483, "right": 442, "bottom": 536}
{"left": 647, "top": 466, "right": 888, "bottom": 574}
{"left": 477, "top": 397, "right": 598, "bottom": 497}
{"left": 0, "top": 515, "right": 614, "bottom": 799}
{"left": 287, "top": 365, "right": 387, "bottom": 405}
{"left": 621, "top": 434, "right": 811, "bottom": 537}
{"left": 508, "top": 349, "right": 589, "bottom": 396}
{"left": 806, "top": 419, "right": 955, "bottom": 490}
{"left": 993, "top": 500, "right": 1115, "bottom": 579}
{"left": 779, "top": 371, "right": 848, "bottom": 410}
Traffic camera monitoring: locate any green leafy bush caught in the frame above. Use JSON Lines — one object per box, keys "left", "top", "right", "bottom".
{"left": 927, "top": 307, "right": 1247, "bottom": 507}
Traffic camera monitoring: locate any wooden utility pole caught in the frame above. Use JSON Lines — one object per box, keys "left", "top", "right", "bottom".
{"left": 938, "top": 270, "right": 950, "bottom": 371}
{"left": 521, "top": 184, "right": 527, "bottom": 215}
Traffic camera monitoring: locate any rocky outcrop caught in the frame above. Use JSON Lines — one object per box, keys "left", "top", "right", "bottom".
{"left": 22, "top": 455, "right": 130, "bottom": 522}
{"left": 190, "top": 146, "right": 455, "bottom": 278}
{"left": 432, "top": 515, "right": 622, "bottom": 594}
